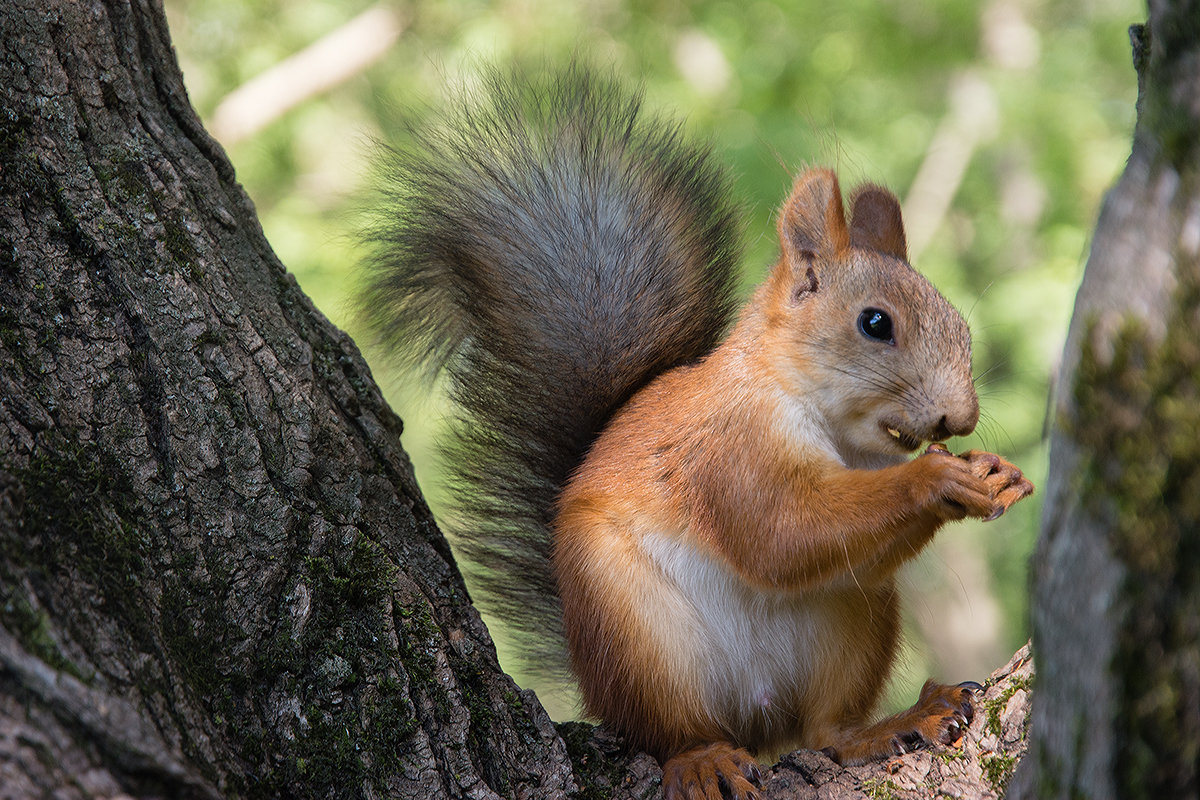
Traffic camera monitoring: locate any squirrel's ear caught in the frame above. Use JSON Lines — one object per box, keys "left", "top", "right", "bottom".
{"left": 777, "top": 168, "right": 852, "bottom": 264}
{"left": 849, "top": 185, "right": 908, "bottom": 262}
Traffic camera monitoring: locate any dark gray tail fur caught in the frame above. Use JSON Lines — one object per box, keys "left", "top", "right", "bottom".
{"left": 359, "top": 65, "right": 741, "bottom": 686}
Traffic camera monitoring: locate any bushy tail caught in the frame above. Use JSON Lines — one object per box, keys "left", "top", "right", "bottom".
{"left": 359, "top": 65, "right": 741, "bottom": 685}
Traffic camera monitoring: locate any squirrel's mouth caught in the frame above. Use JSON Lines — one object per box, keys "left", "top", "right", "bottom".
{"left": 882, "top": 423, "right": 923, "bottom": 452}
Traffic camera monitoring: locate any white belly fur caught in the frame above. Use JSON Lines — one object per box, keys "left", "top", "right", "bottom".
{"left": 640, "top": 530, "right": 890, "bottom": 752}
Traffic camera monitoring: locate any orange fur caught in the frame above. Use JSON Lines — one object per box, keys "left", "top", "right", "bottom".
{"left": 552, "top": 169, "right": 1033, "bottom": 794}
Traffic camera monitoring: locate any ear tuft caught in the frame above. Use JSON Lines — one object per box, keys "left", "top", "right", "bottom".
{"left": 849, "top": 184, "right": 908, "bottom": 261}
{"left": 776, "top": 168, "right": 851, "bottom": 262}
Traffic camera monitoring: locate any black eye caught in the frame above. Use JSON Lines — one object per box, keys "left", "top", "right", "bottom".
{"left": 858, "top": 308, "right": 894, "bottom": 343}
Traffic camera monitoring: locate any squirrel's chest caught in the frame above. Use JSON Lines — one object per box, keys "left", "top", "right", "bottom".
{"left": 639, "top": 532, "right": 898, "bottom": 749}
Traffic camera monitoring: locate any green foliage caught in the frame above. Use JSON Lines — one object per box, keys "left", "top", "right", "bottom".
{"left": 164, "top": 0, "right": 1141, "bottom": 710}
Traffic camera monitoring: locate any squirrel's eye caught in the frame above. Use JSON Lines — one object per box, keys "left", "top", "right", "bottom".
{"left": 858, "top": 308, "right": 894, "bottom": 343}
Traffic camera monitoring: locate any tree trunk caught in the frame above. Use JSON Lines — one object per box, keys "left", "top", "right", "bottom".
{"left": 2, "top": 0, "right": 1034, "bottom": 797}
{"left": 0, "top": 0, "right": 606, "bottom": 796}
{"left": 1012, "top": 1, "right": 1200, "bottom": 797}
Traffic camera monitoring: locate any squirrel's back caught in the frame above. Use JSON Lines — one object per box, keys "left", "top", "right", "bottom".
{"left": 359, "top": 66, "right": 742, "bottom": 682}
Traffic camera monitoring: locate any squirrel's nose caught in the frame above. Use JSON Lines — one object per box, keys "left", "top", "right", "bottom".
{"left": 932, "top": 416, "right": 958, "bottom": 441}
{"left": 935, "top": 400, "right": 980, "bottom": 440}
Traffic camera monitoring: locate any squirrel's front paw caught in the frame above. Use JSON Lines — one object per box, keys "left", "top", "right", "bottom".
{"left": 955, "top": 448, "right": 1034, "bottom": 520}
{"left": 918, "top": 445, "right": 997, "bottom": 520}
{"left": 922, "top": 444, "right": 1033, "bottom": 521}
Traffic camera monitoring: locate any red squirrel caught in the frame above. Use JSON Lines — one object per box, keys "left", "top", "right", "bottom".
{"left": 361, "top": 66, "right": 1033, "bottom": 800}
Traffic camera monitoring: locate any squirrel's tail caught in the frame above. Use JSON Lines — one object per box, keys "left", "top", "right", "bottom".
{"left": 360, "top": 65, "right": 741, "bottom": 685}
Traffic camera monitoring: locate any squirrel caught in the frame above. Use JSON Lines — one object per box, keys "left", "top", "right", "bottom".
{"left": 360, "top": 65, "right": 1034, "bottom": 800}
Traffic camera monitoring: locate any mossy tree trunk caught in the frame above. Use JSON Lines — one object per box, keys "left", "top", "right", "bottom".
{"left": 1013, "top": 1, "right": 1200, "bottom": 797}
{"left": 0, "top": 0, "right": 609, "bottom": 796}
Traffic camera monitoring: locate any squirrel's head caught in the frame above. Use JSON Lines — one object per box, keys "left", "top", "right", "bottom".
{"left": 757, "top": 168, "right": 979, "bottom": 468}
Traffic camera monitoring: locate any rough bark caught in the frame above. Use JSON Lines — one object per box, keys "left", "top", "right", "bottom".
{"left": 0, "top": 0, "right": 588, "bottom": 796}
{"left": 0, "top": 0, "right": 1033, "bottom": 797}
{"left": 1012, "top": 1, "right": 1200, "bottom": 797}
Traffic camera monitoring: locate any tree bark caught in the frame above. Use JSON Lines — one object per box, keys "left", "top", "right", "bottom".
{"left": 0, "top": 0, "right": 595, "bottom": 796}
{"left": 0, "top": 0, "right": 1035, "bottom": 798}
{"left": 1012, "top": 1, "right": 1200, "bottom": 798}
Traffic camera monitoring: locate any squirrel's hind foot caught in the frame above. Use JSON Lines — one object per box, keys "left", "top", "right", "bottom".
{"left": 662, "top": 741, "right": 762, "bottom": 800}
{"left": 821, "top": 679, "right": 979, "bottom": 765}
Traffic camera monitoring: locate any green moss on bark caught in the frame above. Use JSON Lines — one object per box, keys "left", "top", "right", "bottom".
{"left": 0, "top": 591, "right": 87, "bottom": 680}
{"left": 981, "top": 752, "right": 1018, "bottom": 795}
{"left": 241, "top": 534, "right": 416, "bottom": 796}
{"left": 1069, "top": 199, "right": 1200, "bottom": 797}
{"left": 981, "top": 675, "right": 1031, "bottom": 739}
{"left": 558, "top": 721, "right": 643, "bottom": 800}
{"left": 5, "top": 435, "right": 155, "bottom": 646}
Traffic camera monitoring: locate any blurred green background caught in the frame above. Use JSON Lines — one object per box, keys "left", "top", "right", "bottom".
{"left": 164, "top": 0, "right": 1141, "bottom": 718}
